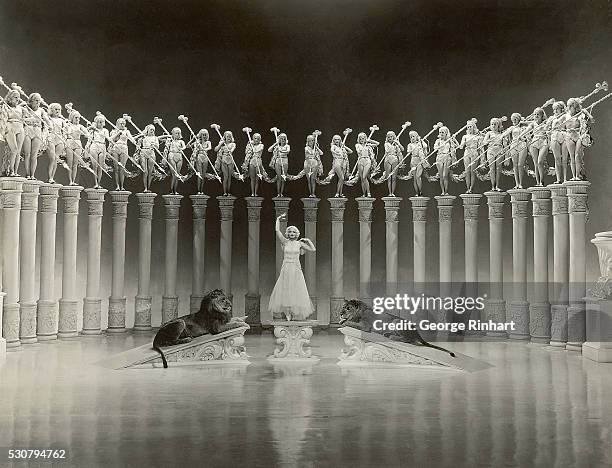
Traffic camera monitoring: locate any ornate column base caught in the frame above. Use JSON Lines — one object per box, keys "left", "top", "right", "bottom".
{"left": 36, "top": 300, "right": 58, "bottom": 341}
{"left": 19, "top": 302, "right": 37, "bottom": 344}
{"left": 134, "top": 295, "right": 153, "bottom": 332}
{"left": 529, "top": 301, "right": 551, "bottom": 344}
{"left": 58, "top": 299, "right": 79, "bottom": 338}
{"left": 329, "top": 296, "right": 345, "bottom": 326}
{"left": 550, "top": 304, "right": 568, "bottom": 347}
{"left": 267, "top": 320, "right": 320, "bottom": 362}
{"left": 162, "top": 295, "right": 179, "bottom": 324}
{"left": 507, "top": 300, "right": 530, "bottom": 340}
{"left": 484, "top": 298, "right": 507, "bottom": 337}
{"left": 566, "top": 303, "right": 585, "bottom": 351}
{"left": 107, "top": 297, "right": 127, "bottom": 333}
{"left": 3, "top": 302, "right": 20, "bottom": 347}
{"left": 190, "top": 295, "right": 204, "bottom": 314}
{"left": 244, "top": 293, "right": 261, "bottom": 326}
{"left": 82, "top": 298, "right": 102, "bottom": 335}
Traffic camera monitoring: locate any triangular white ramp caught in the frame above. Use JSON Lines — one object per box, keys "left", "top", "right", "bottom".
{"left": 337, "top": 327, "right": 491, "bottom": 372}
{"left": 96, "top": 326, "right": 250, "bottom": 369}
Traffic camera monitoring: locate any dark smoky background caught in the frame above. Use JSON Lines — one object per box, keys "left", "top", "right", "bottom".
{"left": 1, "top": 0, "right": 611, "bottom": 326}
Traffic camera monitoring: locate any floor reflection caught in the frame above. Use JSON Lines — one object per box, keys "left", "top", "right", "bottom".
{"left": 1, "top": 331, "right": 611, "bottom": 467}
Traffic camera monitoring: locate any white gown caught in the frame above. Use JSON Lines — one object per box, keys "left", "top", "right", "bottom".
{"left": 268, "top": 240, "right": 313, "bottom": 320}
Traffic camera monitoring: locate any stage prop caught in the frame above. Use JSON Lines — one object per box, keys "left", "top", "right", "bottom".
{"left": 550, "top": 184, "right": 569, "bottom": 346}
{"left": 356, "top": 197, "right": 375, "bottom": 305}
{"left": 97, "top": 325, "right": 251, "bottom": 369}
{"left": 507, "top": 189, "right": 531, "bottom": 340}
{"left": 484, "top": 192, "right": 507, "bottom": 337}
{"left": 1, "top": 177, "right": 23, "bottom": 348}
{"left": 409, "top": 196, "right": 429, "bottom": 294}
{"left": 329, "top": 197, "right": 347, "bottom": 325}
{"left": 302, "top": 198, "right": 320, "bottom": 316}
{"left": 245, "top": 196, "right": 263, "bottom": 325}
{"left": 58, "top": 185, "right": 83, "bottom": 338}
{"left": 529, "top": 186, "right": 551, "bottom": 343}
{"left": 19, "top": 180, "right": 41, "bottom": 344}
{"left": 383, "top": 197, "right": 401, "bottom": 296}
{"left": 190, "top": 194, "right": 209, "bottom": 313}
{"left": 162, "top": 194, "right": 182, "bottom": 323}
{"left": 107, "top": 191, "right": 130, "bottom": 333}
{"left": 134, "top": 192, "right": 156, "bottom": 331}
{"left": 566, "top": 181, "right": 590, "bottom": 351}
{"left": 435, "top": 195, "right": 455, "bottom": 327}
{"left": 267, "top": 320, "right": 320, "bottom": 362}
{"left": 460, "top": 194, "right": 482, "bottom": 329}
{"left": 218, "top": 195, "right": 236, "bottom": 303}
{"left": 272, "top": 197, "right": 290, "bottom": 278}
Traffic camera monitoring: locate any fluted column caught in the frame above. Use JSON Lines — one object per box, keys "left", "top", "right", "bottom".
{"left": 58, "top": 185, "right": 83, "bottom": 338}
{"left": 528, "top": 186, "right": 551, "bottom": 343}
{"left": 484, "top": 191, "right": 507, "bottom": 337}
{"left": 410, "top": 197, "right": 429, "bottom": 294}
{"left": 190, "top": 194, "right": 209, "bottom": 313}
{"left": 302, "top": 198, "right": 320, "bottom": 316}
{"left": 245, "top": 196, "right": 263, "bottom": 326}
{"left": 37, "top": 183, "right": 61, "bottom": 341}
{"left": 272, "top": 197, "right": 291, "bottom": 277}
{"left": 566, "top": 180, "right": 590, "bottom": 351}
{"left": 162, "top": 194, "right": 182, "bottom": 323}
{"left": 82, "top": 188, "right": 107, "bottom": 335}
{"left": 356, "top": 197, "right": 374, "bottom": 305}
{"left": 107, "top": 191, "right": 130, "bottom": 333}
{"left": 383, "top": 197, "right": 401, "bottom": 296}
{"left": 329, "top": 197, "right": 347, "bottom": 325}
{"left": 134, "top": 193, "right": 156, "bottom": 331}
{"left": 1, "top": 177, "right": 24, "bottom": 348}
{"left": 218, "top": 195, "right": 236, "bottom": 303}
{"left": 549, "top": 184, "right": 569, "bottom": 347}
{"left": 19, "top": 180, "right": 41, "bottom": 344}
{"left": 460, "top": 194, "right": 482, "bottom": 328}
{"left": 507, "top": 189, "right": 530, "bottom": 340}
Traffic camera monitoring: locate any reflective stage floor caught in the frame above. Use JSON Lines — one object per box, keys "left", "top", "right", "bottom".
{"left": 1, "top": 330, "right": 611, "bottom": 468}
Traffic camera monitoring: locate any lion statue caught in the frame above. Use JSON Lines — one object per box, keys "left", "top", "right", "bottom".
{"left": 339, "top": 299, "right": 455, "bottom": 357}
{"left": 152, "top": 289, "right": 246, "bottom": 368}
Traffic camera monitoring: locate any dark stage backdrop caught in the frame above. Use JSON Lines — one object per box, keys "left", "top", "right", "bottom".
{"left": 1, "top": 0, "right": 611, "bottom": 326}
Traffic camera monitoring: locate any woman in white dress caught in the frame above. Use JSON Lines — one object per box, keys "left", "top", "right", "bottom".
{"left": 268, "top": 213, "right": 316, "bottom": 321}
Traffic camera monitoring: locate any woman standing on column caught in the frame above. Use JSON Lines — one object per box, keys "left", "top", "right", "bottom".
{"left": 192, "top": 128, "right": 211, "bottom": 194}
{"left": 303, "top": 134, "right": 323, "bottom": 198}
{"left": 214, "top": 130, "right": 236, "bottom": 196}
{"left": 1, "top": 89, "right": 25, "bottom": 176}
{"left": 354, "top": 132, "right": 378, "bottom": 198}
{"left": 86, "top": 113, "right": 109, "bottom": 189}
{"left": 382, "top": 131, "right": 403, "bottom": 197}
{"left": 163, "top": 127, "right": 185, "bottom": 194}
{"left": 507, "top": 113, "right": 529, "bottom": 189}
{"left": 458, "top": 119, "right": 481, "bottom": 194}
{"left": 433, "top": 126, "right": 457, "bottom": 195}
{"left": 64, "top": 110, "right": 89, "bottom": 185}
{"left": 482, "top": 118, "right": 507, "bottom": 192}
{"left": 406, "top": 130, "right": 429, "bottom": 196}
{"left": 527, "top": 107, "right": 548, "bottom": 186}
{"left": 138, "top": 124, "right": 159, "bottom": 192}
{"left": 565, "top": 98, "right": 592, "bottom": 181}
{"left": 45, "top": 103, "right": 66, "bottom": 184}
{"left": 330, "top": 134, "right": 352, "bottom": 198}
{"left": 268, "top": 213, "right": 316, "bottom": 321}
{"left": 109, "top": 117, "right": 132, "bottom": 190}
{"left": 268, "top": 133, "right": 290, "bottom": 197}
{"left": 548, "top": 101, "right": 567, "bottom": 184}
{"left": 22, "top": 93, "right": 49, "bottom": 180}
{"left": 243, "top": 132, "right": 265, "bottom": 197}
{"left": 574, "top": 106, "right": 594, "bottom": 180}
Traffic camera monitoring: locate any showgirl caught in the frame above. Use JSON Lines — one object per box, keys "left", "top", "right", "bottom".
{"left": 109, "top": 117, "right": 133, "bottom": 190}
{"left": 548, "top": 101, "right": 568, "bottom": 184}
{"left": 406, "top": 130, "right": 429, "bottom": 196}
{"left": 136, "top": 124, "right": 160, "bottom": 192}
{"left": 506, "top": 113, "right": 529, "bottom": 189}
{"left": 163, "top": 127, "right": 186, "bottom": 194}
{"left": 565, "top": 97, "right": 593, "bottom": 181}
{"left": 268, "top": 129, "right": 290, "bottom": 197}
{"left": 192, "top": 129, "right": 212, "bottom": 194}
{"left": 527, "top": 107, "right": 549, "bottom": 186}
{"left": 303, "top": 132, "right": 323, "bottom": 198}
{"left": 354, "top": 131, "right": 378, "bottom": 198}
{"left": 482, "top": 117, "right": 507, "bottom": 192}
{"left": 214, "top": 129, "right": 237, "bottom": 196}
{"left": 64, "top": 109, "right": 89, "bottom": 185}
{"left": 1, "top": 89, "right": 25, "bottom": 176}
{"left": 86, "top": 113, "right": 110, "bottom": 189}
{"left": 242, "top": 129, "right": 265, "bottom": 197}
{"left": 433, "top": 126, "right": 457, "bottom": 195}
{"left": 458, "top": 119, "right": 482, "bottom": 193}
{"left": 22, "top": 92, "right": 48, "bottom": 180}
{"left": 382, "top": 130, "right": 403, "bottom": 197}
{"left": 329, "top": 131, "right": 352, "bottom": 198}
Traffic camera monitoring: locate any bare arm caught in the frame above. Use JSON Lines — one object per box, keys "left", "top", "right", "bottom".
{"left": 275, "top": 214, "right": 287, "bottom": 244}
{"left": 299, "top": 238, "right": 316, "bottom": 252}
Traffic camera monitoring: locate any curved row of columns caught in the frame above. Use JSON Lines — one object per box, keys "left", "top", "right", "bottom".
{"left": 0, "top": 178, "right": 594, "bottom": 358}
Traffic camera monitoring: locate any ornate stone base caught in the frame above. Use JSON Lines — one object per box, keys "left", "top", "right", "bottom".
{"left": 267, "top": 321, "right": 320, "bottom": 362}
{"left": 337, "top": 327, "right": 461, "bottom": 370}
{"left": 162, "top": 295, "right": 179, "bottom": 324}
{"left": 507, "top": 300, "right": 530, "bottom": 340}
{"left": 58, "top": 298, "right": 79, "bottom": 338}
{"left": 82, "top": 297, "right": 102, "bottom": 335}
{"left": 244, "top": 293, "right": 261, "bottom": 326}
{"left": 19, "top": 301, "right": 37, "bottom": 344}
{"left": 484, "top": 298, "right": 507, "bottom": 337}
{"left": 36, "top": 299, "right": 58, "bottom": 341}
{"left": 134, "top": 295, "right": 152, "bottom": 331}
{"left": 97, "top": 325, "right": 251, "bottom": 369}
{"left": 107, "top": 297, "right": 127, "bottom": 333}
{"left": 190, "top": 294, "right": 204, "bottom": 314}
{"left": 529, "top": 301, "right": 551, "bottom": 344}
{"left": 582, "top": 342, "right": 612, "bottom": 362}
{"left": 566, "top": 304, "right": 585, "bottom": 351}
{"left": 3, "top": 302, "right": 20, "bottom": 348}
{"left": 550, "top": 304, "right": 568, "bottom": 347}
{"left": 329, "top": 296, "right": 345, "bottom": 326}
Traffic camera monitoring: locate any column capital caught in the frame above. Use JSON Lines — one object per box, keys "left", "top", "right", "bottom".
{"left": 548, "top": 183, "right": 568, "bottom": 216}
{"left": 21, "top": 179, "right": 42, "bottom": 211}
{"left": 301, "top": 197, "right": 320, "bottom": 223}
{"left": 484, "top": 191, "right": 507, "bottom": 219}
{"left": 245, "top": 196, "right": 264, "bottom": 221}
{"left": 109, "top": 190, "right": 131, "bottom": 218}
{"left": 190, "top": 194, "right": 210, "bottom": 220}
{"left": 435, "top": 195, "right": 455, "bottom": 222}
{"left": 272, "top": 196, "right": 291, "bottom": 215}
{"left": 59, "top": 185, "right": 83, "bottom": 214}
{"left": 85, "top": 188, "right": 108, "bottom": 217}
{"left": 0, "top": 176, "right": 25, "bottom": 209}
{"left": 409, "top": 196, "right": 429, "bottom": 222}
{"left": 382, "top": 196, "right": 402, "bottom": 222}
{"left": 564, "top": 180, "right": 590, "bottom": 214}
{"left": 162, "top": 194, "right": 183, "bottom": 220}
{"left": 356, "top": 197, "right": 375, "bottom": 223}
{"left": 528, "top": 186, "right": 552, "bottom": 217}
{"left": 459, "top": 193, "right": 482, "bottom": 220}
{"left": 328, "top": 197, "right": 347, "bottom": 222}
{"left": 135, "top": 192, "right": 157, "bottom": 219}
{"left": 508, "top": 188, "right": 531, "bottom": 218}
{"left": 39, "top": 183, "right": 62, "bottom": 214}
{"left": 218, "top": 195, "right": 236, "bottom": 221}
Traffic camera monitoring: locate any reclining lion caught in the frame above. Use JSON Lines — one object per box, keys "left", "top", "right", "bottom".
{"left": 339, "top": 299, "right": 455, "bottom": 357}
{"left": 152, "top": 289, "right": 245, "bottom": 368}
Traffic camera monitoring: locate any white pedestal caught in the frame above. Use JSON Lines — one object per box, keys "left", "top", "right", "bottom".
{"left": 267, "top": 320, "right": 320, "bottom": 362}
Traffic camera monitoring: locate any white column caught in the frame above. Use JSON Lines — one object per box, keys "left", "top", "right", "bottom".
{"left": 356, "top": 197, "right": 375, "bottom": 305}
{"left": 460, "top": 193, "right": 482, "bottom": 328}
{"left": 272, "top": 197, "right": 291, "bottom": 278}
{"left": 58, "top": 185, "right": 83, "bottom": 338}
{"left": 302, "top": 198, "right": 320, "bottom": 316}
{"left": 134, "top": 193, "right": 156, "bottom": 331}
{"left": 410, "top": 196, "right": 429, "bottom": 294}
{"left": 549, "top": 184, "right": 569, "bottom": 347}
{"left": 484, "top": 191, "right": 507, "bottom": 336}
{"left": 245, "top": 196, "right": 263, "bottom": 325}
{"left": 107, "top": 191, "right": 130, "bottom": 333}
{"left": 329, "top": 197, "right": 347, "bottom": 325}
{"left": 383, "top": 197, "right": 401, "bottom": 296}
{"left": 218, "top": 195, "right": 236, "bottom": 303}
{"left": 190, "top": 194, "right": 209, "bottom": 313}
{"left": 0, "top": 179, "right": 4, "bottom": 356}
{"left": 435, "top": 195, "right": 455, "bottom": 325}
{"left": 162, "top": 194, "right": 182, "bottom": 324}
